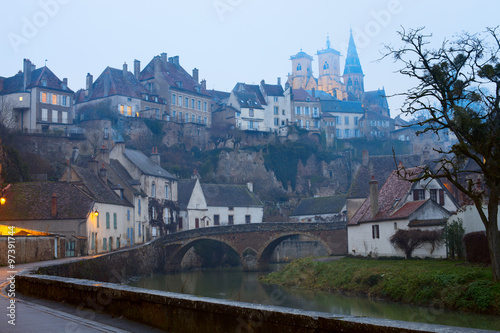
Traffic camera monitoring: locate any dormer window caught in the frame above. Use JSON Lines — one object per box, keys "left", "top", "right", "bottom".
{"left": 42, "top": 80, "right": 47, "bottom": 87}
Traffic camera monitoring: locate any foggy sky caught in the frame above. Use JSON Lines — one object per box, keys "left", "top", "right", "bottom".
{"left": 1, "top": 0, "right": 499, "bottom": 117}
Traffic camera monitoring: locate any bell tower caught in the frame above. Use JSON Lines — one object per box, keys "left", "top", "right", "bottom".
{"left": 342, "top": 29, "right": 365, "bottom": 101}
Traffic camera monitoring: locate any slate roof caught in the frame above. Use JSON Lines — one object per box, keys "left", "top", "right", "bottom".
{"left": 349, "top": 167, "right": 423, "bottom": 225}
{"left": 0, "top": 66, "right": 73, "bottom": 94}
{"left": 234, "top": 83, "right": 267, "bottom": 105}
{"left": 108, "top": 159, "right": 146, "bottom": 197}
{"left": 86, "top": 67, "right": 148, "bottom": 100}
{"left": 0, "top": 182, "right": 93, "bottom": 221}
{"left": 71, "top": 165, "right": 132, "bottom": 206}
{"left": 124, "top": 149, "right": 176, "bottom": 180}
{"left": 347, "top": 155, "right": 423, "bottom": 200}
{"left": 290, "top": 195, "right": 346, "bottom": 217}
{"left": 290, "top": 51, "right": 313, "bottom": 60}
{"left": 261, "top": 83, "right": 284, "bottom": 97}
{"left": 207, "top": 89, "right": 230, "bottom": 103}
{"left": 363, "top": 89, "right": 389, "bottom": 109}
{"left": 360, "top": 111, "right": 393, "bottom": 121}
{"left": 201, "top": 184, "right": 262, "bottom": 207}
{"left": 292, "top": 88, "right": 316, "bottom": 102}
{"left": 232, "top": 91, "right": 264, "bottom": 109}
{"left": 320, "top": 100, "right": 364, "bottom": 114}
{"left": 306, "top": 89, "right": 336, "bottom": 100}
{"left": 343, "top": 31, "right": 363, "bottom": 75}
{"left": 178, "top": 179, "right": 197, "bottom": 210}
{"left": 140, "top": 56, "right": 210, "bottom": 97}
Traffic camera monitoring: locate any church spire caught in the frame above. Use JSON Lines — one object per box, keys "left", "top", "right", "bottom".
{"left": 343, "top": 29, "right": 363, "bottom": 76}
{"left": 326, "top": 35, "right": 331, "bottom": 49}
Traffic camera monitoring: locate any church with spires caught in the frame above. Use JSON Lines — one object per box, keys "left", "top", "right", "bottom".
{"left": 287, "top": 30, "right": 390, "bottom": 119}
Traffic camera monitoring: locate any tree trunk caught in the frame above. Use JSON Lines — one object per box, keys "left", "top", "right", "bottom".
{"left": 487, "top": 198, "right": 500, "bottom": 282}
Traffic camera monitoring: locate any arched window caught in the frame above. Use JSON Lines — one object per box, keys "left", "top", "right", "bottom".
{"left": 323, "top": 62, "right": 329, "bottom": 70}
{"left": 297, "top": 63, "right": 302, "bottom": 71}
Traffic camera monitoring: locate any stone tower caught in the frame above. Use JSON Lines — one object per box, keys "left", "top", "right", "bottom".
{"left": 342, "top": 29, "right": 365, "bottom": 101}
{"left": 288, "top": 50, "right": 317, "bottom": 91}
{"left": 317, "top": 36, "right": 346, "bottom": 100}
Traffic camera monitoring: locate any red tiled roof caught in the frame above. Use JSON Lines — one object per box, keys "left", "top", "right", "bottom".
{"left": 389, "top": 200, "right": 427, "bottom": 219}
{"left": 349, "top": 166, "right": 423, "bottom": 225}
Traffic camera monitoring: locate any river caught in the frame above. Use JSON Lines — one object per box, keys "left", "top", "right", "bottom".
{"left": 127, "top": 265, "right": 500, "bottom": 331}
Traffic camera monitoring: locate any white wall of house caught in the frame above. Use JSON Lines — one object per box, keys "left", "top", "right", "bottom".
{"left": 185, "top": 180, "right": 208, "bottom": 230}
{"left": 87, "top": 202, "right": 134, "bottom": 255}
{"left": 411, "top": 179, "right": 457, "bottom": 213}
{"left": 208, "top": 206, "right": 263, "bottom": 226}
{"left": 264, "top": 95, "right": 288, "bottom": 133}
{"left": 449, "top": 205, "right": 500, "bottom": 234}
{"left": 348, "top": 221, "right": 447, "bottom": 258}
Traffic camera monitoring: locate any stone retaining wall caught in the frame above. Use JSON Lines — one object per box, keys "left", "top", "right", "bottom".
{"left": 16, "top": 271, "right": 465, "bottom": 333}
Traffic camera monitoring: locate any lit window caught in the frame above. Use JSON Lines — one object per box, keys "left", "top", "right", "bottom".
{"left": 52, "top": 94, "right": 57, "bottom": 105}
{"left": 127, "top": 106, "right": 132, "bottom": 116}
{"left": 119, "top": 105, "right": 124, "bottom": 114}
{"left": 41, "top": 92, "right": 47, "bottom": 103}
{"left": 19, "top": 96, "right": 23, "bottom": 101}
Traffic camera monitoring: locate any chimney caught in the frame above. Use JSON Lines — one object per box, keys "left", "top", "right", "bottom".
{"left": 169, "top": 56, "right": 180, "bottom": 68}
{"left": 134, "top": 59, "right": 141, "bottom": 79}
{"left": 150, "top": 147, "right": 160, "bottom": 165}
{"left": 246, "top": 182, "right": 254, "bottom": 193}
{"left": 51, "top": 193, "right": 58, "bottom": 217}
{"left": 114, "top": 140, "right": 125, "bottom": 157}
{"left": 103, "top": 75, "right": 110, "bottom": 97}
{"left": 88, "top": 158, "right": 98, "bottom": 175}
{"left": 23, "top": 59, "right": 32, "bottom": 91}
{"left": 86, "top": 73, "right": 93, "bottom": 98}
{"left": 260, "top": 79, "right": 265, "bottom": 86}
{"left": 123, "top": 62, "right": 128, "bottom": 78}
{"left": 311, "top": 87, "right": 316, "bottom": 98}
{"left": 192, "top": 68, "right": 199, "bottom": 83}
{"left": 99, "top": 145, "right": 110, "bottom": 164}
{"left": 201, "top": 79, "right": 207, "bottom": 91}
{"left": 99, "top": 164, "right": 108, "bottom": 184}
{"left": 369, "top": 176, "right": 379, "bottom": 218}
{"left": 161, "top": 52, "right": 167, "bottom": 64}
{"left": 277, "top": 77, "right": 281, "bottom": 86}
{"left": 362, "top": 150, "right": 369, "bottom": 166}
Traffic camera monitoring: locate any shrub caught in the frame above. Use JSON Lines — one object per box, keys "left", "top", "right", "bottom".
{"left": 389, "top": 228, "right": 443, "bottom": 258}
{"left": 444, "top": 218, "right": 466, "bottom": 259}
{"left": 463, "top": 231, "right": 499, "bottom": 264}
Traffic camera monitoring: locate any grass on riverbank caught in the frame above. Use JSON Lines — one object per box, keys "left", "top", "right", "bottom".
{"left": 259, "top": 258, "right": 500, "bottom": 315}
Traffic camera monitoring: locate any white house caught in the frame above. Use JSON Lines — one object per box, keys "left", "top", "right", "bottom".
{"left": 348, "top": 166, "right": 459, "bottom": 258}
{"left": 178, "top": 178, "right": 263, "bottom": 230}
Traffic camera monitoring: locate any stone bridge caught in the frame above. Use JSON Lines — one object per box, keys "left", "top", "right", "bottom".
{"left": 161, "top": 222, "right": 347, "bottom": 271}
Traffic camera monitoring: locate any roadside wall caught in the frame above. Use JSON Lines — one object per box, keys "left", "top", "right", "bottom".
{"left": 0, "top": 236, "right": 65, "bottom": 265}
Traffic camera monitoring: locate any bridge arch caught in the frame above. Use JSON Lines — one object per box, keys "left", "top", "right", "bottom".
{"left": 165, "top": 237, "right": 241, "bottom": 271}
{"left": 256, "top": 232, "right": 332, "bottom": 270}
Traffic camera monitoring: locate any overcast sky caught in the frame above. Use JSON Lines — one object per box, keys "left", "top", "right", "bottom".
{"left": 1, "top": 0, "right": 499, "bottom": 117}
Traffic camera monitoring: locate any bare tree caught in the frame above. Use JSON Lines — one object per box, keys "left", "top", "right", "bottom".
{"left": 386, "top": 27, "right": 500, "bottom": 281}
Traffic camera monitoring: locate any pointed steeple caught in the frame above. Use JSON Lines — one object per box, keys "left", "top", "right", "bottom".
{"left": 343, "top": 29, "right": 363, "bottom": 76}
{"left": 326, "top": 35, "right": 331, "bottom": 49}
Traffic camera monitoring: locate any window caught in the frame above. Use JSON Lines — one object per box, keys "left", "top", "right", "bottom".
{"left": 191, "top": 99, "right": 195, "bottom": 109}
{"left": 304, "top": 107, "right": 310, "bottom": 115}
{"left": 172, "top": 110, "right": 176, "bottom": 120}
{"left": 354, "top": 117, "right": 358, "bottom": 125}
{"left": 127, "top": 210, "right": 130, "bottom": 221}
{"left": 41, "top": 92, "right": 47, "bottom": 103}
{"left": 138, "top": 199, "right": 141, "bottom": 216}
{"left": 336, "top": 129, "right": 341, "bottom": 138}
{"left": 52, "top": 94, "right": 57, "bottom": 105}
{"left": 204, "top": 117, "right": 207, "bottom": 125}
{"left": 152, "top": 183, "right": 156, "bottom": 198}
{"left": 106, "top": 213, "right": 110, "bottom": 229}
{"left": 249, "top": 121, "right": 254, "bottom": 129}
{"left": 91, "top": 233, "right": 95, "bottom": 250}
{"left": 228, "top": 215, "right": 234, "bottom": 225}
{"left": 117, "top": 238, "right": 120, "bottom": 249}
{"left": 172, "top": 94, "right": 176, "bottom": 105}
{"left": 297, "top": 63, "right": 302, "bottom": 71}
{"left": 345, "top": 116, "right": 349, "bottom": 125}
{"left": 274, "top": 118, "right": 279, "bottom": 126}
{"left": 274, "top": 106, "right": 279, "bottom": 115}
{"left": 113, "top": 213, "right": 117, "bottom": 229}
{"left": 306, "top": 120, "right": 310, "bottom": 129}
{"left": 178, "top": 96, "right": 183, "bottom": 106}
{"left": 62, "top": 95, "right": 68, "bottom": 106}
{"left": 336, "top": 116, "right": 341, "bottom": 125}
{"left": 185, "top": 113, "right": 189, "bottom": 122}
{"left": 282, "top": 109, "right": 285, "bottom": 115}
{"left": 185, "top": 97, "right": 189, "bottom": 107}
{"left": 344, "top": 129, "right": 350, "bottom": 138}
{"left": 228, "top": 206, "right": 234, "bottom": 211}
{"left": 204, "top": 101, "right": 207, "bottom": 111}
{"left": 52, "top": 110, "right": 58, "bottom": 122}
{"left": 41, "top": 108, "right": 48, "bottom": 121}
{"left": 245, "top": 215, "right": 251, "bottom": 224}
{"left": 152, "top": 206, "right": 156, "bottom": 219}
{"left": 249, "top": 109, "right": 254, "bottom": 117}
{"left": 103, "top": 238, "right": 107, "bottom": 250}
{"left": 439, "top": 189, "right": 445, "bottom": 205}
{"left": 314, "top": 120, "right": 319, "bottom": 128}
{"left": 413, "top": 189, "right": 425, "bottom": 201}
{"left": 295, "top": 106, "right": 301, "bottom": 115}
{"left": 394, "top": 222, "right": 398, "bottom": 230}
{"left": 274, "top": 97, "right": 278, "bottom": 102}
{"left": 178, "top": 217, "right": 183, "bottom": 230}
{"left": 62, "top": 111, "right": 68, "bottom": 124}
{"left": 313, "top": 107, "right": 318, "bottom": 117}
{"left": 127, "top": 106, "right": 132, "bottom": 116}
{"left": 165, "top": 185, "right": 169, "bottom": 199}
{"left": 191, "top": 114, "right": 195, "bottom": 122}
{"left": 197, "top": 100, "right": 201, "bottom": 110}
{"left": 195, "top": 218, "right": 199, "bottom": 229}
{"left": 214, "top": 215, "right": 220, "bottom": 226}
{"left": 430, "top": 189, "right": 437, "bottom": 203}
{"left": 372, "top": 225, "right": 380, "bottom": 239}
{"left": 96, "top": 214, "right": 99, "bottom": 228}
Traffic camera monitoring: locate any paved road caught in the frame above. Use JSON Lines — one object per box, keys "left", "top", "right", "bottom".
{"left": 0, "top": 256, "right": 163, "bottom": 333}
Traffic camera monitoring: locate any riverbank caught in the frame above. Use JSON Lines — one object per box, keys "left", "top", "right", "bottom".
{"left": 260, "top": 258, "right": 500, "bottom": 316}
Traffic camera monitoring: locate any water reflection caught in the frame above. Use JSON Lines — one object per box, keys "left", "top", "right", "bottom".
{"left": 128, "top": 266, "right": 500, "bottom": 331}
